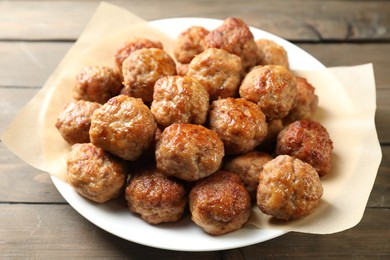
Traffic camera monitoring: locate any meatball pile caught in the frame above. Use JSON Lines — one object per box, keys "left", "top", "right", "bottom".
{"left": 56, "top": 17, "right": 333, "bottom": 235}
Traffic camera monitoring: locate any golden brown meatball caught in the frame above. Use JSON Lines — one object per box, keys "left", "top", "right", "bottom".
{"left": 187, "top": 48, "right": 242, "bottom": 101}
{"left": 125, "top": 167, "right": 187, "bottom": 224}
{"left": 151, "top": 76, "right": 209, "bottom": 128}
{"left": 256, "top": 155, "right": 323, "bottom": 220}
{"left": 55, "top": 100, "right": 101, "bottom": 144}
{"left": 121, "top": 48, "right": 176, "bottom": 104}
{"left": 89, "top": 95, "right": 157, "bottom": 161}
{"left": 223, "top": 151, "right": 273, "bottom": 199}
{"left": 66, "top": 143, "right": 126, "bottom": 203}
{"left": 205, "top": 17, "right": 258, "bottom": 71}
{"left": 155, "top": 123, "right": 224, "bottom": 182}
{"left": 176, "top": 63, "right": 189, "bottom": 76}
{"left": 73, "top": 66, "right": 122, "bottom": 104}
{"left": 189, "top": 171, "right": 251, "bottom": 235}
{"left": 258, "top": 119, "right": 284, "bottom": 152}
{"left": 239, "top": 65, "right": 297, "bottom": 120}
{"left": 283, "top": 76, "right": 319, "bottom": 124}
{"left": 208, "top": 98, "right": 268, "bottom": 154}
{"left": 173, "top": 26, "right": 209, "bottom": 64}
{"left": 114, "top": 38, "right": 163, "bottom": 71}
{"left": 256, "top": 39, "right": 289, "bottom": 68}
{"left": 276, "top": 120, "right": 333, "bottom": 177}
{"left": 133, "top": 127, "right": 162, "bottom": 164}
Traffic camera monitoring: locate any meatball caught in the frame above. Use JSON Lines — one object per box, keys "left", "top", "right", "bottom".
{"left": 208, "top": 98, "right": 268, "bottom": 154}
{"left": 258, "top": 119, "right": 284, "bottom": 152}
{"left": 125, "top": 167, "right": 187, "bottom": 224}
{"left": 133, "top": 127, "right": 162, "bottom": 164}
{"left": 189, "top": 171, "right": 251, "bottom": 235}
{"left": 176, "top": 63, "right": 189, "bottom": 76}
{"left": 155, "top": 123, "right": 224, "bottom": 182}
{"left": 66, "top": 143, "right": 126, "bottom": 203}
{"left": 283, "top": 76, "right": 319, "bottom": 124}
{"left": 121, "top": 48, "right": 176, "bottom": 104}
{"left": 223, "top": 151, "right": 273, "bottom": 199}
{"left": 256, "top": 155, "right": 323, "bottom": 220}
{"left": 187, "top": 48, "right": 242, "bottom": 100}
{"left": 276, "top": 120, "right": 333, "bottom": 177}
{"left": 55, "top": 100, "right": 101, "bottom": 144}
{"left": 151, "top": 76, "right": 209, "bottom": 128}
{"left": 73, "top": 66, "right": 122, "bottom": 104}
{"left": 173, "top": 26, "right": 209, "bottom": 64}
{"left": 239, "top": 65, "right": 297, "bottom": 120}
{"left": 205, "top": 17, "right": 258, "bottom": 71}
{"left": 256, "top": 39, "right": 289, "bottom": 68}
{"left": 89, "top": 95, "right": 157, "bottom": 161}
{"left": 114, "top": 37, "right": 163, "bottom": 71}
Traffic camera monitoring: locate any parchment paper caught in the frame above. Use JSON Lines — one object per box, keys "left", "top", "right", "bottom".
{"left": 1, "top": 2, "right": 382, "bottom": 235}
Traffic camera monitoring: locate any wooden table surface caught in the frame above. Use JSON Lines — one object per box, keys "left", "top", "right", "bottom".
{"left": 1, "top": 0, "right": 389, "bottom": 258}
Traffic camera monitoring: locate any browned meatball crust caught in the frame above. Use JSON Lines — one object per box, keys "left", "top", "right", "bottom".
{"left": 223, "top": 151, "right": 273, "bottom": 199}
{"left": 89, "top": 95, "right": 157, "bottom": 161}
{"left": 176, "top": 63, "right": 189, "bottom": 76}
{"left": 125, "top": 167, "right": 187, "bottom": 224}
{"left": 155, "top": 123, "right": 224, "bottom": 182}
{"left": 173, "top": 26, "right": 209, "bottom": 64}
{"left": 258, "top": 119, "right": 284, "bottom": 151}
{"left": 133, "top": 127, "right": 162, "bottom": 164}
{"left": 151, "top": 76, "right": 210, "bottom": 128}
{"left": 189, "top": 171, "right": 251, "bottom": 235}
{"left": 187, "top": 48, "right": 242, "bottom": 100}
{"left": 121, "top": 48, "right": 176, "bottom": 104}
{"left": 276, "top": 120, "right": 333, "bottom": 177}
{"left": 208, "top": 98, "right": 268, "bottom": 154}
{"left": 66, "top": 143, "right": 126, "bottom": 203}
{"left": 256, "top": 39, "right": 289, "bottom": 68}
{"left": 239, "top": 65, "right": 297, "bottom": 120}
{"left": 55, "top": 100, "right": 101, "bottom": 144}
{"left": 73, "top": 66, "right": 122, "bottom": 104}
{"left": 205, "top": 17, "right": 258, "bottom": 71}
{"left": 256, "top": 155, "right": 323, "bottom": 220}
{"left": 283, "top": 76, "right": 319, "bottom": 124}
{"left": 114, "top": 38, "right": 163, "bottom": 71}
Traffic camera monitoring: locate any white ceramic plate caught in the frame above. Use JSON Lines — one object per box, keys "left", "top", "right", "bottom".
{"left": 51, "top": 18, "right": 325, "bottom": 251}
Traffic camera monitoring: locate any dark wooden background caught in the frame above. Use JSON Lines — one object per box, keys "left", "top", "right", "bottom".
{"left": 0, "top": 0, "right": 389, "bottom": 258}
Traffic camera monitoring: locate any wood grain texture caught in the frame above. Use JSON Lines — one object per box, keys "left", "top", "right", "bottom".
{"left": 0, "top": 204, "right": 388, "bottom": 259}
{"left": 0, "top": 42, "right": 71, "bottom": 88}
{"left": 297, "top": 43, "right": 390, "bottom": 89}
{"left": 0, "top": 144, "right": 65, "bottom": 203}
{"left": 0, "top": 204, "right": 221, "bottom": 259}
{"left": 376, "top": 89, "right": 390, "bottom": 144}
{"left": 368, "top": 145, "right": 390, "bottom": 207}
{"left": 0, "top": 0, "right": 389, "bottom": 41}
{"left": 236, "top": 208, "right": 390, "bottom": 259}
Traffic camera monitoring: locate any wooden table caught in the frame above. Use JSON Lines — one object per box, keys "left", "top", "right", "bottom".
{"left": 1, "top": 0, "right": 389, "bottom": 258}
